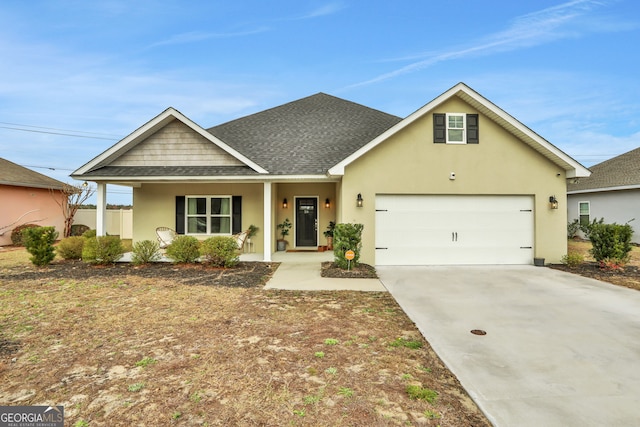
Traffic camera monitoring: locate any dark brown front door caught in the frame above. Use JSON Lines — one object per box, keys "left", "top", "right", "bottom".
{"left": 295, "top": 198, "right": 318, "bottom": 247}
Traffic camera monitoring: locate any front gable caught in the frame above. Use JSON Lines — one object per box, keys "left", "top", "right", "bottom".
{"left": 329, "top": 82, "right": 590, "bottom": 179}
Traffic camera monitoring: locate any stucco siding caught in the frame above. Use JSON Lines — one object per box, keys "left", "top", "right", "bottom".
{"left": 112, "top": 120, "right": 244, "bottom": 167}
{"left": 340, "top": 96, "right": 568, "bottom": 265}
{"left": 568, "top": 190, "right": 640, "bottom": 243}
{"left": 0, "top": 185, "right": 66, "bottom": 245}
{"left": 133, "top": 183, "right": 264, "bottom": 252}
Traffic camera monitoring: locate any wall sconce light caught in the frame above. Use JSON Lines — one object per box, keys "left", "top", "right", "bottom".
{"left": 549, "top": 196, "right": 559, "bottom": 209}
{"left": 283, "top": 198, "right": 288, "bottom": 209}
{"left": 325, "top": 198, "right": 330, "bottom": 208}
{"left": 356, "top": 193, "right": 363, "bottom": 208}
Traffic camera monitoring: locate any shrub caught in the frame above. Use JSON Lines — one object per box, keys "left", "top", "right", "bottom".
{"left": 70, "top": 224, "right": 91, "bottom": 236}
{"left": 333, "top": 223, "right": 364, "bottom": 269}
{"left": 82, "top": 235, "right": 125, "bottom": 265}
{"left": 567, "top": 219, "right": 580, "bottom": 238}
{"left": 10, "top": 223, "right": 39, "bottom": 246}
{"left": 82, "top": 229, "right": 97, "bottom": 239}
{"left": 580, "top": 217, "right": 604, "bottom": 240}
{"left": 200, "top": 236, "right": 239, "bottom": 267}
{"left": 57, "top": 236, "right": 85, "bottom": 260}
{"left": 22, "top": 226, "right": 58, "bottom": 266}
{"left": 589, "top": 222, "right": 633, "bottom": 266}
{"left": 561, "top": 252, "right": 584, "bottom": 268}
{"left": 166, "top": 235, "right": 200, "bottom": 263}
{"left": 131, "top": 240, "right": 161, "bottom": 265}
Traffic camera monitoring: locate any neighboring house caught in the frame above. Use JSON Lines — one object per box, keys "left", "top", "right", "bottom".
{"left": 0, "top": 158, "right": 67, "bottom": 246}
{"left": 567, "top": 147, "right": 640, "bottom": 242}
{"left": 72, "top": 82, "right": 590, "bottom": 265}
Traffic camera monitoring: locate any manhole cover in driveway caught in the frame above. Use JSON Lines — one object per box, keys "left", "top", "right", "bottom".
{"left": 470, "top": 329, "right": 487, "bottom": 336}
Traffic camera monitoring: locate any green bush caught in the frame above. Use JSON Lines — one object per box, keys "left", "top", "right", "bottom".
{"left": 580, "top": 217, "right": 604, "bottom": 240}
{"left": 561, "top": 252, "right": 584, "bottom": 268}
{"left": 589, "top": 222, "right": 633, "bottom": 265}
{"left": 10, "top": 223, "right": 39, "bottom": 246}
{"left": 131, "top": 240, "right": 161, "bottom": 265}
{"left": 567, "top": 219, "right": 580, "bottom": 238}
{"left": 333, "top": 223, "right": 364, "bottom": 269}
{"left": 82, "top": 235, "right": 125, "bottom": 265}
{"left": 82, "top": 229, "right": 97, "bottom": 239}
{"left": 70, "top": 224, "right": 91, "bottom": 236}
{"left": 166, "top": 235, "right": 200, "bottom": 263}
{"left": 22, "top": 226, "right": 59, "bottom": 266}
{"left": 200, "top": 236, "right": 239, "bottom": 267}
{"left": 57, "top": 236, "right": 85, "bottom": 260}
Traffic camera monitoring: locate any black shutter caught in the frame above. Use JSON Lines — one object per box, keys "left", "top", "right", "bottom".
{"left": 175, "top": 196, "right": 185, "bottom": 234}
{"left": 433, "top": 113, "right": 446, "bottom": 143}
{"left": 232, "top": 196, "right": 242, "bottom": 234}
{"left": 467, "top": 114, "right": 479, "bottom": 144}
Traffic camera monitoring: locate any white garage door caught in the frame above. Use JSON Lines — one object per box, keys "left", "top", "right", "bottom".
{"left": 375, "top": 195, "right": 534, "bottom": 265}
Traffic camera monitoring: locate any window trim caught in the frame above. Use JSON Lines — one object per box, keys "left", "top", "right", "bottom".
{"left": 578, "top": 201, "right": 590, "bottom": 226}
{"left": 446, "top": 113, "right": 466, "bottom": 144}
{"left": 185, "top": 195, "right": 233, "bottom": 235}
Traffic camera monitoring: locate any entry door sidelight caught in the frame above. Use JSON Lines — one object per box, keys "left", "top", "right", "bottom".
{"left": 295, "top": 198, "right": 318, "bottom": 247}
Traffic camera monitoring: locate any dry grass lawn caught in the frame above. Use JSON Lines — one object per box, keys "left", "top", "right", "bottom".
{"left": 0, "top": 247, "right": 489, "bottom": 426}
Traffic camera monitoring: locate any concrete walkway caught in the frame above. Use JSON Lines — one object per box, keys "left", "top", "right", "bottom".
{"left": 378, "top": 265, "right": 640, "bottom": 427}
{"left": 264, "top": 251, "right": 386, "bottom": 291}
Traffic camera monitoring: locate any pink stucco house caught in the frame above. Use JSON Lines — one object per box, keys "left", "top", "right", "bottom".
{"left": 0, "top": 158, "right": 67, "bottom": 246}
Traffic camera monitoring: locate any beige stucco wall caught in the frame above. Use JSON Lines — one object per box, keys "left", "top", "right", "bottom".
{"left": 0, "top": 185, "right": 66, "bottom": 245}
{"left": 133, "top": 183, "right": 265, "bottom": 252}
{"left": 340, "top": 96, "right": 568, "bottom": 265}
{"left": 276, "top": 182, "right": 337, "bottom": 249}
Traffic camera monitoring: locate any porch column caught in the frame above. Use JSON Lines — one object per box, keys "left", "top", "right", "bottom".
{"left": 96, "top": 183, "right": 107, "bottom": 237}
{"left": 263, "top": 182, "right": 272, "bottom": 262}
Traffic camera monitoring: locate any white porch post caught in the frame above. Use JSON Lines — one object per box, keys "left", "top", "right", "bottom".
{"left": 96, "top": 183, "right": 107, "bottom": 237}
{"left": 263, "top": 182, "right": 272, "bottom": 262}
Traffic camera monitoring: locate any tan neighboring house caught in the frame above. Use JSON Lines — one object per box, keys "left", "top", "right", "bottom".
{"left": 72, "top": 83, "right": 590, "bottom": 265}
{"left": 567, "top": 147, "right": 640, "bottom": 243}
{"left": 0, "top": 158, "right": 67, "bottom": 246}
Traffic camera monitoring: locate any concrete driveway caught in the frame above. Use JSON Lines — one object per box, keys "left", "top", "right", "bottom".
{"left": 378, "top": 265, "right": 640, "bottom": 427}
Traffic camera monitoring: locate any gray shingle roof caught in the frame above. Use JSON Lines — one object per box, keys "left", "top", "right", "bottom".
{"left": 568, "top": 147, "right": 640, "bottom": 192}
{"left": 81, "top": 165, "right": 259, "bottom": 178}
{"left": 0, "top": 158, "right": 66, "bottom": 190}
{"left": 207, "top": 93, "right": 403, "bottom": 175}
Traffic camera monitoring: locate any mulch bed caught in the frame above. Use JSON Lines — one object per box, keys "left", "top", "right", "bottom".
{"left": 0, "top": 260, "right": 278, "bottom": 288}
{"left": 321, "top": 261, "right": 378, "bottom": 278}
{"left": 549, "top": 262, "right": 640, "bottom": 290}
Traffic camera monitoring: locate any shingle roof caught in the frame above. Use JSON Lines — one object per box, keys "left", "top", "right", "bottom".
{"left": 0, "top": 158, "right": 66, "bottom": 190}
{"left": 568, "top": 147, "right": 640, "bottom": 192}
{"left": 81, "top": 165, "right": 259, "bottom": 178}
{"left": 207, "top": 93, "right": 403, "bottom": 175}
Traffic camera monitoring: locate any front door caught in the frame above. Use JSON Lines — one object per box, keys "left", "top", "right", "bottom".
{"left": 295, "top": 197, "right": 318, "bottom": 247}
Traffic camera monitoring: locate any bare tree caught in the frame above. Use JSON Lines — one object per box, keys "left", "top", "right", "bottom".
{"left": 51, "top": 182, "right": 96, "bottom": 237}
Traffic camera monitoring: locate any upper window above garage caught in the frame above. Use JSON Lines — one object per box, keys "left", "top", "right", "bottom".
{"left": 433, "top": 113, "right": 479, "bottom": 144}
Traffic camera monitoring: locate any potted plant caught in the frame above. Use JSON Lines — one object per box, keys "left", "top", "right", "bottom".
{"left": 276, "top": 218, "right": 291, "bottom": 251}
{"left": 246, "top": 224, "right": 259, "bottom": 252}
{"left": 323, "top": 221, "right": 335, "bottom": 250}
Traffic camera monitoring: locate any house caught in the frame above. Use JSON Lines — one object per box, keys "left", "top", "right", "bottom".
{"left": 567, "top": 147, "right": 640, "bottom": 242}
{"left": 0, "top": 158, "right": 67, "bottom": 246}
{"left": 71, "top": 82, "right": 590, "bottom": 265}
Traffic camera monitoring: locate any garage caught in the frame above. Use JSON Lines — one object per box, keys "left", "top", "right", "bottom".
{"left": 375, "top": 195, "right": 534, "bottom": 265}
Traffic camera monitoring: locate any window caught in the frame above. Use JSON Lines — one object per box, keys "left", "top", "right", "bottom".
{"left": 447, "top": 113, "right": 465, "bottom": 143}
{"left": 186, "top": 196, "right": 232, "bottom": 234}
{"left": 433, "top": 113, "right": 479, "bottom": 144}
{"left": 579, "top": 202, "right": 590, "bottom": 226}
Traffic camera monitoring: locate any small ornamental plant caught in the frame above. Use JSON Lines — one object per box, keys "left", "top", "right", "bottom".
{"left": 165, "top": 235, "right": 200, "bottom": 263}
{"left": 22, "top": 226, "right": 58, "bottom": 266}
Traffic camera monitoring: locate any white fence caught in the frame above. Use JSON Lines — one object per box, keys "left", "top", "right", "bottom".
{"left": 73, "top": 209, "right": 133, "bottom": 239}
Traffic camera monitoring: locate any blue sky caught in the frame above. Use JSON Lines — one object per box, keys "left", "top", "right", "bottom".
{"left": 1, "top": 0, "right": 639, "bottom": 204}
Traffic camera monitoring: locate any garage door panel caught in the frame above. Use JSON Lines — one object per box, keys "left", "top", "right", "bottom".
{"left": 375, "top": 195, "right": 533, "bottom": 265}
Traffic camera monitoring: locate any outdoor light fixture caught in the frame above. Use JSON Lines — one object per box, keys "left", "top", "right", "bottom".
{"left": 549, "top": 196, "right": 559, "bottom": 209}
{"left": 356, "top": 193, "right": 363, "bottom": 208}
{"left": 283, "top": 198, "right": 288, "bottom": 209}
{"left": 325, "top": 198, "right": 330, "bottom": 208}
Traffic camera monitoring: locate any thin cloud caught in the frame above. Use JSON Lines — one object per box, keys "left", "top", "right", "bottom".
{"left": 148, "top": 27, "right": 270, "bottom": 48}
{"left": 295, "top": 2, "right": 346, "bottom": 19}
{"left": 346, "top": 0, "right": 618, "bottom": 89}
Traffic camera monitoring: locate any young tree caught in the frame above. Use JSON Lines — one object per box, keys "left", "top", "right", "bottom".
{"left": 51, "top": 182, "right": 95, "bottom": 238}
